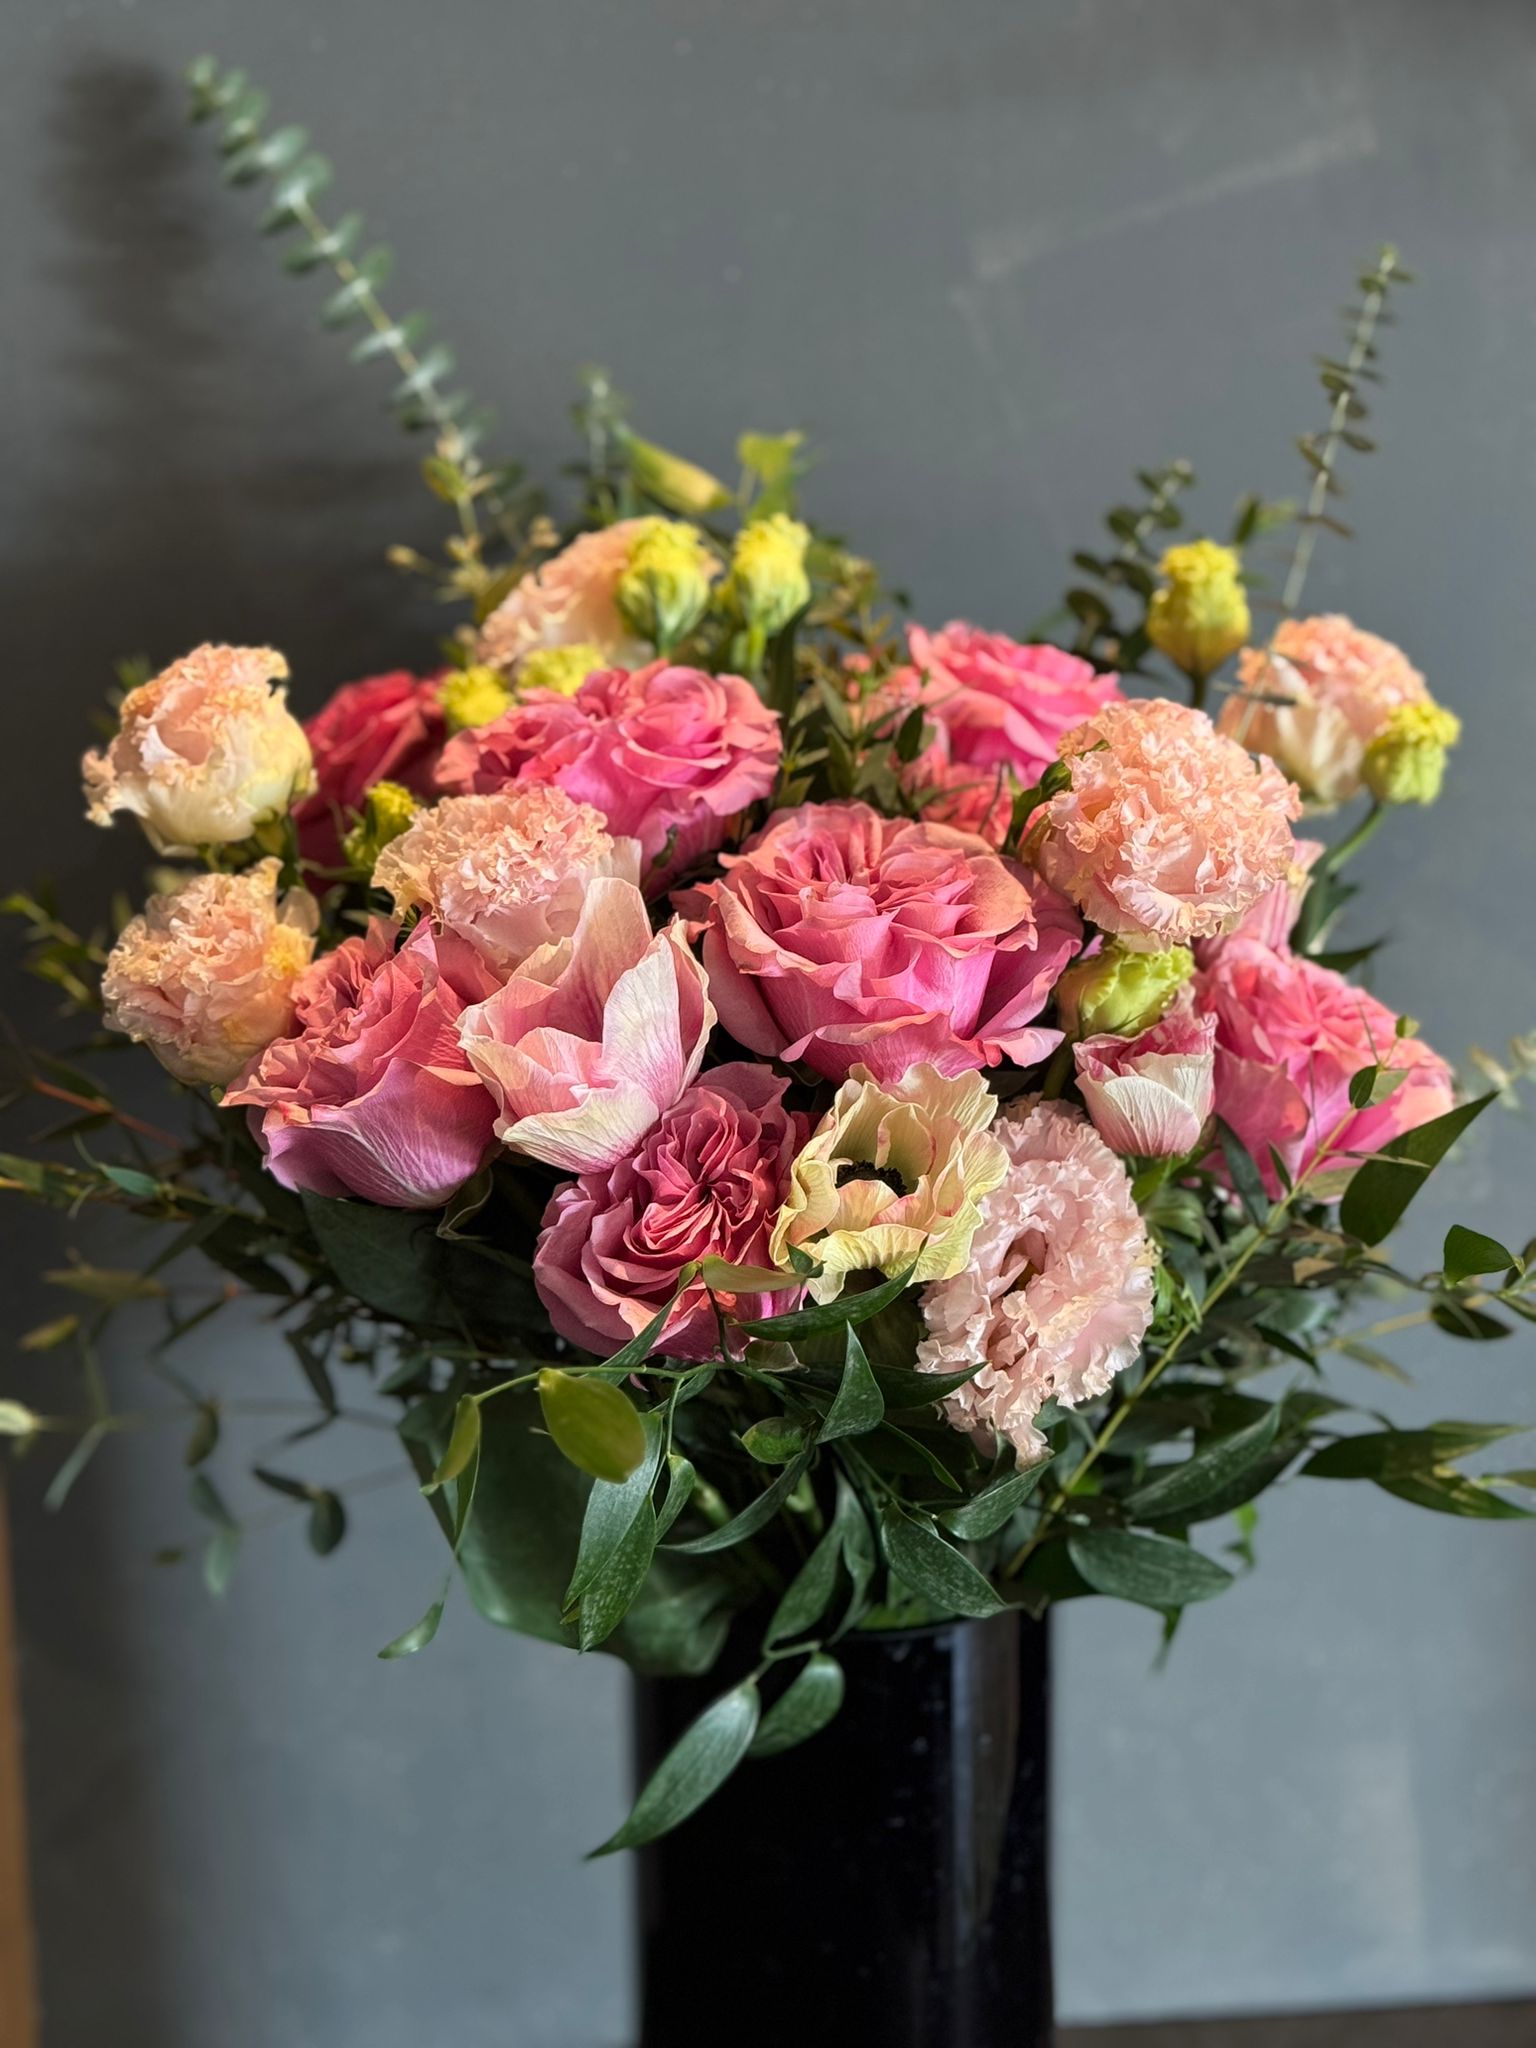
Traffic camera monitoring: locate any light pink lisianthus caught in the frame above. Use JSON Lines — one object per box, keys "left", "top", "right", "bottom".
{"left": 474, "top": 520, "right": 652, "bottom": 675}
{"left": 1074, "top": 1007, "right": 1216, "bottom": 1158}
{"left": 533, "top": 1063, "right": 806, "bottom": 1360}
{"left": 436, "top": 661, "right": 781, "bottom": 894}
{"left": 917, "top": 1100, "right": 1155, "bottom": 1462}
{"left": 226, "top": 920, "right": 501, "bottom": 1208}
{"left": 1194, "top": 934, "right": 1455, "bottom": 1195}
{"left": 1219, "top": 616, "right": 1429, "bottom": 805}
{"left": 372, "top": 787, "right": 641, "bottom": 970}
{"left": 1036, "top": 697, "right": 1301, "bottom": 946}
{"left": 294, "top": 670, "right": 448, "bottom": 869}
{"left": 457, "top": 878, "right": 713, "bottom": 1172}
{"left": 695, "top": 800, "right": 1083, "bottom": 1085}
{"left": 101, "top": 860, "right": 317, "bottom": 1086}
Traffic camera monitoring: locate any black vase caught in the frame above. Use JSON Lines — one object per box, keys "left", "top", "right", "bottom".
{"left": 633, "top": 1611, "right": 1052, "bottom": 2048}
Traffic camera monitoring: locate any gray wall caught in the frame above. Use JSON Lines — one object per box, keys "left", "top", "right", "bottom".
{"left": 4, "top": 1, "right": 1535, "bottom": 2041}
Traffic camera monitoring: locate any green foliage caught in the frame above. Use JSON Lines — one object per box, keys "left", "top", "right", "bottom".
{"left": 538, "top": 1370, "right": 647, "bottom": 1484}
{"left": 591, "top": 1680, "right": 760, "bottom": 1856}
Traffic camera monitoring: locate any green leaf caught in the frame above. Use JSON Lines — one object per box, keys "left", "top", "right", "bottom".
{"left": 377, "top": 1579, "right": 449, "bottom": 1658}
{"left": 666, "top": 1456, "right": 809, "bottom": 1556}
{"left": 653, "top": 1454, "right": 697, "bottom": 1543}
{"left": 880, "top": 1506, "right": 1004, "bottom": 1619}
{"left": 699, "top": 1255, "right": 799, "bottom": 1295}
{"left": 1217, "top": 1119, "right": 1269, "bottom": 1224}
{"left": 307, "top": 1490, "right": 346, "bottom": 1557}
{"left": 537, "top": 1369, "right": 647, "bottom": 1484}
{"left": 1442, "top": 1225, "right": 1518, "bottom": 1288}
{"left": 818, "top": 1326, "right": 886, "bottom": 1444}
{"left": 1429, "top": 1299, "right": 1513, "bottom": 1342}
{"left": 750, "top": 1653, "right": 845, "bottom": 1757}
{"left": 1379, "top": 1472, "right": 1536, "bottom": 1520}
{"left": 1338, "top": 1095, "right": 1496, "bottom": 1247}
{"left": 1348, "top": 1063, "right": 1408, "bottom": 1110}
{"left": 866, "top": 1358, "right": 985, "bottom": 1409}
{"left": 423, "top": 1395, "right": 481, "bottom": 1494}
{"left": 740, "top": 1416, "right": 807, "bottom": 1465}
{"left": 1305, "top": 1420, "right": 1525, "bottom": 1480}
{"left": 939, "top": 1456, "right": 1051, "bottom": 1541}
{"left": 595, "top": 1273, "right": 698, "bottom": 1376}
{"left": 299, "top": 1193, "right": 544, "bottom": 1348}
{"left": 1124, "top": 1406, "right": 1283, "bottom": 1521}
{"left": 183, "top": 1403, "right": 220, "bottom": 1469}
{"left": 1068, "top": 1528, "right": 1234, "bottom": 1609}
{"left": 736, "top": 1266, "right": 915, "bottom": 1342}
{"left": 565, "top": 1416, "right": 664, "bottom": 1612}
{"left": 576, "top": 1501, "right": 658, "bottom": 1651}
{"left": 591, "top": 1681, "right": 760, "bottom": 1854}
{"left": 765, "top": 1522, "right": 843, "bottom": 1649}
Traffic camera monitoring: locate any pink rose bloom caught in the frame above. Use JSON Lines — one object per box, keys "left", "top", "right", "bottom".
{"left": 908, "top": 623, "right": 1122, "bottom": 782}
{"left": 1219, "top": 616, "right": 1429, "bottom": 805}
{"left": 533, "top": 1062, "right": 806, "bottom": 1360}
{"left": 1194, "top": 935, "right": 1455, "bottom": 1194}
{"left": 372, "top": 787, "right": 641, "bottom": 970}
{"left": 917, "top": 1100, "right": 1155, "bottom": 1462}
{"left": 474, "top": 520, "right": 652, "bottom": 675}
{"left": 295, "top": 671, "right": 448, "bottom": 868}
{"left": 437, "top": 661, "right": 781, "bottom": 894}
{"left": 1074, "top": 1006, "right": 1217, "bottom": 1158}
{"left": 696, "top": 800, "right": 1083, "bottom": 1085}
{"left": 226, "top": 920, "right": 500, "bottom": 1209}
{"left": 1037, "top": 697, "right": 1301, "bottom": 946}
{"left": 458, "top": 878, "right": 714, "bottom": 1172}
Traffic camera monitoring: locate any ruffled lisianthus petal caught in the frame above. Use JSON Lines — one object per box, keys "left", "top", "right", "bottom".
{"left": 473, "top": 519, "right": 653, "bottom": 675}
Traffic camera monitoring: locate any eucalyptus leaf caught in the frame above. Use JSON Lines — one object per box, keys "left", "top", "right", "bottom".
{"left": 750, "top": 1653, "right": 845, "bottom": 1757}
{"left": 591, "top": 1681, "right": 760, "bottom": 1855}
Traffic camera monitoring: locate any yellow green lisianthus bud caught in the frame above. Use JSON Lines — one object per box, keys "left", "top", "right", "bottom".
{"left": 618, "top": 430, "right": 733, "bottom": 516}
{"left": 438, "top": 665, "right": 512, "bottom": 734}
{"left": 1147, "top": 539, "right": 1251, "bottom": 679}
{"left": 515, "top": 643, "right": 607, "bottom": 697}
{"left": 343, "top": 781, "right": 422, "bottom": 873}
{"left": 615, "top": 518, "right": 716, "bottom": 650}
{"left": 1055, "top": 940, "right": 1194, "bottom": 1040}
{"left": 728, "top": 513, "right": 812, "bottom": 639}
{"left": 1362, "top": 699, "right": 1461, "bottom": 806}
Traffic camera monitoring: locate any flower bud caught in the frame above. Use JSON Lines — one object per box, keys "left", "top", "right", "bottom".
{"left": 1147, "top": 540, "right": 1250, "bottom": 678}
{"left": 515, "top": 642, "right": 607, "bottom": 697}
{"left": 1055, "top": 939, "right": 1194, "bottom": 1040}
{"left": 1362, "top": 700, "right": 1461, "bottom": 807}
{"left": 438, "top": 665, "right": 512, "bottom": 734}
{"left": 617, "top": 430, "right": 732, "bottom": 516}
{"left": 83, "top": 644, "right": 315, "bottom": 855}
{"left": 728, "top": 514, "right": 812, "bottom": 639}
{"left": 342, "top": 781, "right": 423, "bottom": 873}
{"left": 615, "top": 519, "right": 716, "bottom": 649}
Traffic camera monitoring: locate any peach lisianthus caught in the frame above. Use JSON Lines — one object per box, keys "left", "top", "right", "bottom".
{"left": 101, "top": 859, "right": 317, "bottom": 1086}
{"left": 474, "top": 520, "right": 653, "bottom": 676}
{"left": 372, "top": 787, "right": 641, "bottom": 971}
{"left": 1036, "top": 697, "right": 1300, "bottom": 947}
{"left": 917, "top": 1100, "right": 1155, "bottom": 1462}
{"left": 83, "top": 645, "right": 314, "bottom": 854}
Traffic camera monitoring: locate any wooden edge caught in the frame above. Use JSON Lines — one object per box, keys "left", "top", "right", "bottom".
{"left": 0, "top": 1498, "right": 39, "bottom": 2047}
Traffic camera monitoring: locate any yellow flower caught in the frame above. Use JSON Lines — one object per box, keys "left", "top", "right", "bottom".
{"left": 1147, "top": 540, "right": 1250, "bottom": 678}
{"left": 343, "top": 781, "right": 423, "bottom": 872}
{"left": 770, "top": 1065, "right": 1008, "bottom": 1302}
{"left": 438, "top": 665, "right": 512, "bottom": 734}
{"left": 728, "top": 513, "right": 811, "bottom": 639}
{"left": 615, "top": 518, "right": 716, "bottom": 650}
{"left": 1362, "top": 699, "right": 1461, "bottom": 806}
{"left": 515, "top": 643, "right": 607, "bottom": 697}
{"left": 1054, "top": 940, "right": 1194, "bottom": 1039}
{"left": 618, "top": 430, "right": 732, "bottom": 516}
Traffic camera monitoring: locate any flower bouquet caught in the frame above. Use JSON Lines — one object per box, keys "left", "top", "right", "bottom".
{"left": 5, "top": 59, "right": 1533, "bottom": 2047}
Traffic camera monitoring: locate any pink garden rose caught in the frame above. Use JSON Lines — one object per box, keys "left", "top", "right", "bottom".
{"left": 436, "top": 661, "right": 781, "bottom": 893}
{"left": 1194, "top": 935, "right": 1455, "bottom": 1194}
{"left": 533, "top": 1062, "right": 806, "bottom": 1360}
{"left": 295, "top": 670, "right": 448, "bottom": 868}
{"left": 1074, "top": 1006, "right": 1217, "bottom": 1158}
{"left": 696, "top": 800, "right": 1083, "bottom": 1085}
{"left": 1037, "top": 697, "right": 1301, "bottom": 946}
{"left": 226, "top": 919, "right": 500, "bottom": 1208}
{"left": 473, "top": 520, "right": 652, "bottom": 675}
{"left": 457, "top": 878, "right": 713, "bottom": 1172}
{"left": 917, "top": 1100, "right": 1155, "bottom": 1462}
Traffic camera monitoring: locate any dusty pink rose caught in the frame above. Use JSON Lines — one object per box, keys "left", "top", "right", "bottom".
{"left": 295, "top": 671, "right": 448, "bottom": 868}
{"left": 457, "top": 878, "right": 713, "bottom": 1172}
{"left": 1219, "top": 616, "right": 1430, "bottom": 805}
{"left": 1036, "top": 697, "right": 1301, "bottom": 946}
{"left": 474, "top": 520, "right": 652, "bottom": 675}
{"left": 226, "top": 920, "right": 500, "bottom": 1208}
{"left": 101, "top": 860, "right": 317, "bottom": 1085}
{"left": 372, "top": 787, "right": 641, "bottom": 970}
{"left": 917, "top": 1100, "right": 1155, "bottom": 1462}
{"left": 1194, "top": 935, "right": 1455, "bottom": 1194}
{"left": 437, "top": 661, "right": 781, "bottom": 893}
{"left": 696, "top": 800, "right": 1083, "bottom": 1085}
{"left": 83, "top": 645, "right": 314, "bottom": 855}
{"left": 533, "top": 1062, "right": 806, "bottom": 1360}
{"left": 1074, "top": 1006, "right": 1217, "bottom": 1158}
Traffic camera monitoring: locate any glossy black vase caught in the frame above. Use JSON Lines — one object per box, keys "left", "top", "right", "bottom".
{"left": 633, "top": 1611, "right": 1051, "bottom": 2048}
